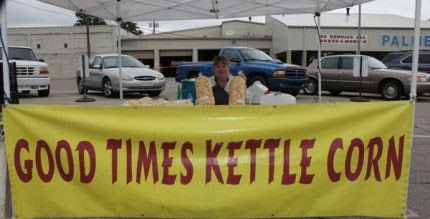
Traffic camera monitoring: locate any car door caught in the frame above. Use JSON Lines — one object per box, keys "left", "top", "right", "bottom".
{"left": 337, "top": 56, "right": 363, "bottom": 92}
{"left": 87, "top": 56, "right": 103, "bottom": 89}
{"left": 320, "top": 57, "right": 340, "bottom": 91}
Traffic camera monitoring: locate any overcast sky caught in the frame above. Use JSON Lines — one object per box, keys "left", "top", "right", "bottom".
{"left": 5, "top": 0, "right": 430, "bottom": 35}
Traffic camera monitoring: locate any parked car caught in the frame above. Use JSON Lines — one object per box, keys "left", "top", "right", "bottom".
{"left": 304, "top": 54, "right": 430, "bottom": 100}
{"left": 76, "top": 54, "right": 165, "bottom": 97}
{"left": 382, "top": 50, "right": 430, "bottom": 73}
{"left": 0, "top": 46, "right": 50, "bottom": 96}
{"left": 176, "top": 47, "right": 307, "bottom": 96}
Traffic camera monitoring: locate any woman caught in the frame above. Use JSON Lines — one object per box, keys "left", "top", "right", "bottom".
{"left": 210, "top": 56, "right": 231, "bottom": 105}
{"left": 210, "top": 56, "right": 246, "bottom": 105}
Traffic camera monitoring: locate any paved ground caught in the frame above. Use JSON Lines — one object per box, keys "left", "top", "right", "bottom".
{"left": 4, "top": 77, "right": 430, "bottom": 218}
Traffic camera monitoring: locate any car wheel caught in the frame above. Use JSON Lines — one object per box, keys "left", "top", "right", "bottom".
{"left": 380, "top": 80, "right": 403, "bottom": 100}
{"left": 248, "top": 76, "right": 268, "bottom": 87}
{"left": 303, "top": 78, "right": 317, "bottom": 95}
{"left": 147, "top": 91, "right": 162, "bottom": 97}
{"left": 77, "top": 77, "right": 87, "bottom": 94}
{"left": 102, "top": 78, "right": 114, "bottom": 98}
{"left": 329, "top": 90, "right": 342, "bottom": 96}
{"left": 38, "top": 86, "right": 50, "bottom": 97}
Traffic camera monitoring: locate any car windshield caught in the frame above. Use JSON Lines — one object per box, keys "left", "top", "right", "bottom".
{"left": 103, "top": 56, "right": 146, "bottom": 68}
{"left": 382, "top": 53, "right": 403, "bottom": 63}
{"left": 368, "top": 56, "right": 387, "bottom": 69}
{"left": 238, "top": 48, "right": 273, "bottom": 62}
{"left": 0, "top": 47, "right": 38, "bottom": 61}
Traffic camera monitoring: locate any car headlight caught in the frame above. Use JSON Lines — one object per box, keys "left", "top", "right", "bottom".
{"left": 272, "top": 70, "right": 285, "bottom": 78}
{"left": 40, "top": 67, "right": 49, "bottom": 75}
{"left": 158, "top": 74, "right": 165, "bottom": 80}
{"left": 417, "top": 75, "right": 428, "bottom": 82}
{"left": 121, "top": 74, "right": 133, "bottom": 81}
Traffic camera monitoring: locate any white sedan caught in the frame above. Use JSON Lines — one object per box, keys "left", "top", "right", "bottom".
{"left": 76, "top": 54, "right": 165, "bottom": 97}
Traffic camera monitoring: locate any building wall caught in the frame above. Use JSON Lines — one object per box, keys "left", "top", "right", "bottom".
{"left": 143, "top": 26, "right": 222, "bottom": 38}
{"left": 268, "top": 15, "right": 430, "bottom": 66}
{"left": 221, "top": 21, "right": 266, "bottom": 38}
{"left": 7, "top": 26, "right": 118, "bottom": 77}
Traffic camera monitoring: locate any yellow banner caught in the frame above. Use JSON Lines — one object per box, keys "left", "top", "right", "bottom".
{"left": 3, "top": 101, "right": 413, "bottom": 218}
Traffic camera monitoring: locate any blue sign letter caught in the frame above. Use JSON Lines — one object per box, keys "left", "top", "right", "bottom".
{"left": 391, "top": 35, "right": 399, "bottom": 46}
{"left": 425, "top": 36, "right": 430, "bottom": 46}
{"left": 382, "top": 35, "right": 390, "bottom": 46}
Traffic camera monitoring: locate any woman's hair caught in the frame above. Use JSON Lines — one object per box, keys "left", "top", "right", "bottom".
{"left": 212, "top": 56, "right": 229, "bottom": 68}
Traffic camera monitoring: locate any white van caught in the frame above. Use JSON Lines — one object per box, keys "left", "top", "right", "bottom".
{"left": 1, "top": 46, "right": 50, "bottom": 96}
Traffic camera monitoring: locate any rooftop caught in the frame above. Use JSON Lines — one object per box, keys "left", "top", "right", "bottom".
{"left": 271, "top": 13, "right": 430, "bottom": 28}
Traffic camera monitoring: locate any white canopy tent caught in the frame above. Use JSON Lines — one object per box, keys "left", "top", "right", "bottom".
{"left": 38, "top": 0, "right": 373, "bottom": 100}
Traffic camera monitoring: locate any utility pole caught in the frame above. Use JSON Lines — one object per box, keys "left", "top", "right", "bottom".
{"left": 86, "top": 16, "right": 91, "bottom": 57}
{"left": 149, "top": 21, "right": 159, "bottom": 34}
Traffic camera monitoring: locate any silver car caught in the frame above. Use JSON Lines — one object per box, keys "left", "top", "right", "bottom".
{"left": 304, "top": 55, "right": 430, "bottom": 100}
{"left": 76, "top": 54, "right": 165, "bottom": 97}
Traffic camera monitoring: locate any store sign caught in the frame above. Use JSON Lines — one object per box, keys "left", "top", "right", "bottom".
{"left": 3, "top": 102, "right": 413, "bottom": 219}
{"left": 382, "top": 34, "right": 430, "bottom": 47}
{"left": 320, "top": 34, "right": 368, "bottom": 44}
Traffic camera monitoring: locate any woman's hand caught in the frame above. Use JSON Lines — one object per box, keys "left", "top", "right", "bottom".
{"left": 238, "top": 71, "right": 247, "bottom": 81}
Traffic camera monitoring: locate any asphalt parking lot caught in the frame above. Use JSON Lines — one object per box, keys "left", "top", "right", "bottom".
{"left": 6, "top": 77, "right": 430, "bottom": 218}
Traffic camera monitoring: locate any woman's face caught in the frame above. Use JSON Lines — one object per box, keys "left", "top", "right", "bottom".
{"left": 213, "top": 62, "right": 229, "bottom": 81}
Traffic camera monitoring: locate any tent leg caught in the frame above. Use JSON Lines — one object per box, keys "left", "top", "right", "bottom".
{"left": 316, "top": 14, "right": 322, "bottom": 103}
{"left": 117, "top": 1, "right": 123, "bottom": 100}
{"left": 0, "top": 2, "right": 9, "bottom": 218}
{"left": 410, "top": 0, "right": 421, "bottom": 100}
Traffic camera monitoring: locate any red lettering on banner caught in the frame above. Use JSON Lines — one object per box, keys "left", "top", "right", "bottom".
{"left": 15, "top": 139, "right": 95, "bottom": 183}
{"left": 126, "top": 139, "right": 133, "bottom": 184}
{"left": 136, "top": 141, "right": 159, "bottom": 184}
{"left": 161, "top": 142, "right": 177, "bottom": 185}
{"left": 206, "top": 140, "right": 224, "bottom": 184}
{"left": 365, "top": 137, "right": 383, "bottom": 181}
{"left": 106, "top": 139, "right": 121, "bottom": 184}
{"left": 76, "top": 141, "right": 96, "bottom": 183}
{"left": 56, "top": 140, "right": 74, "bottom": 182}
{"left": 15, "top": 139, "right": 33, "bottom": 182}
{"left": 345, "top": 138, "right": 364, "bottom": 181}
{"left": 385, "top": 136, "right": 404, "bottom": 180}
{"left": 11, "top": 135, "right": 405, "bottom": 185}
{"left": 180, "top": 142, "right": 194, "bottom": 185}
{"left": 226, "top": 141, "right": 242, "bottom": 185}
{"left": 299, "top": 139, "right": 315, "bottom": 184}
{"left": 281, "top": 139, "right": 296, "bottom": 185}
{"left": 327, "top": 138, "right": 343, "bottom": 182}
{"left": 36, "top": 140, "right": 55, "bottom": 182}
{"left": 264, "top": 139, "right": 280, "bottom": 184}
{"left": 245, "top": 139, "right": 262, "bottom": 184}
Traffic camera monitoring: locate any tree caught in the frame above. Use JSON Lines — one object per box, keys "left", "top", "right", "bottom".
{"left": 74, "top": 12, "right": 107, "bottom": 26}
{"left": 120, "top": 21, "right": 143, "bottom": 35}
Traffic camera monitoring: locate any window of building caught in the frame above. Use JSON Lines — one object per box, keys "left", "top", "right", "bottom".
{"left": 64, "top": 43, "right": 68, "bottom": 48}
{"left": 37, "top": 44, "right": 41, "bottom": 49}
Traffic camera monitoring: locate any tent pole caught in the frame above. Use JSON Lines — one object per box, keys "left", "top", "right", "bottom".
{"left": 0, "top": 1, "right": 8, "bottom": 218}
{"left": 410, "top": 0, "right": 421, "bottom": 101}
{"left": 357, "top": 4, "right": 361, "bottom": 55}
{"left": 117, "top": 1, "right": 123, "bottom": 100}
{"left": 1, "top": 1, "right": 9, "bottom": 103}
{"left": 317, "top": 13, "right": 322, "bottom": 103}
